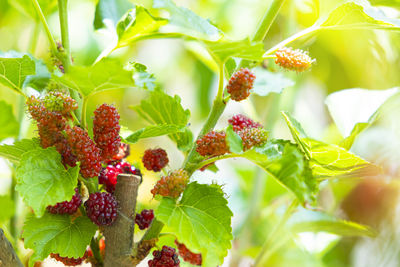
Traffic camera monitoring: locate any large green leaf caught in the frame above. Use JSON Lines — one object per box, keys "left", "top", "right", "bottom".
{"left": 320, "top": 1, "right": 400, "bottom": 30}
{"left": 226, "top": 125, "right": 243, "bottom": 154}
{"left": 132, "top": 90, "right": 192, "bottom": 150}
{"left": 123, "top": 124, "right": 187, "bottom": 144}
{"left": 0, "top": 101, "right": 18, "bottom": 140}
{"left": 23, "top": 213, "right": 97, "bottom": 267}
{"left": 0, "top": 55, "right": 35, "bottom": 94}
{"left": 53, "top": 58, "right": 134, "bottom": 97}
{"left": 157, "top": 182, "right": 233, "bottom": 266}
{"left": 94, "top": 0, "right": 133, "bottom": 29}
{"left": 0, "top": 138, "right": 41, "bottom": 165}
{"left": 252, "top": 67, "right": 294, "bottom": 97}
{"left": 0, "top": 196, "right": 15, "bottom": 223}
{"left": 16, "top": 147, "right": 79, "bottom": 217}
{"left": 289, "top": 209, "right": 376, "bottom": 237}
{"left": 153, "top": 0, "right": 222, "bottom": 41}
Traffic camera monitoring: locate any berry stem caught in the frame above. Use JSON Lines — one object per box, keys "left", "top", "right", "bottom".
{"left": 81, "top": 96, "right": 88, "bottom": 129}
{"left": 58, "top": 0, "right": 72, "bottom": 72}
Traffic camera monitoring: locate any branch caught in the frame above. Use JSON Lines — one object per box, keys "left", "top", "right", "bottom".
{"left": 103, "top": 174, "right": 141, "bottom": 267}
{"left": 0, "top": 229, "right": 23, "bottom": 267}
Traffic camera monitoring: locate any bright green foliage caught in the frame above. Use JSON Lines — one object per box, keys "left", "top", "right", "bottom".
{"left": 16, "top": 147, "right": 79, "bottom": 217}
{"left": 94, "top": 0, "right": 133, "bottom": 29}
{"left": 0, "top": 101, "right": 18, "bottom": 141}
{"left": 0, "top": 196, "right": 15, "bottom": 223}
{"left": 124, "top": 124, "right": 187, "bottom": 144}
{"left": 157, "top": 182, "right": 233, "bottom": 266}
{"left": 10, "top": 0, "right": 57, "bottom": 20}
{"left": 53, "top": 58, "right": 134, "bottom": 97}
{"left": 0, "top": 55, "right": 35, "bottom": 94}
{"left": 252, "top": 67, "right": 294, "bottom": 97}
{"left": 153, "top": 0, "right": 222, "bottom": 41}
{"left": 132, "top": 90, "right": 192, "bottom": 151}
{"left": 289, "top": 209, "right": 376, "bottom": 237}
{"left": 0, "top": 138, "right": 41, "bottom": 165}
{"left": 23, "top": 213, "right": 97, "bottom": 266}
{"left": 226, "top": 125, "right": 243, "bottom": 154}
{"left": 116, "top": 6, "right": 168, "bottom": 48}
{"left": 128, "top": 62, "right": 157, "bottom": 91}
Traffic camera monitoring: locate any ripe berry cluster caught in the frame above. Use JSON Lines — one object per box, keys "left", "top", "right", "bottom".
{"left": 50, "top": 252, "right": 87, "bottom": 266}
{"left": 148, "top": 246, "right": 180, "bottom": 267}
{"left": 226, "top": 68, "right": 256, "bottom": 101}
{"left": 84, "top": 192, "right": 118, "bottom": 226}
{"left": 228, "top": 114, "right": 262, "bottom": 132}
{"left": 275, "top": 47, "right": 315, "bottom": 72}
{"left": 99, "top": 161, "right": 142, "bottom": 193}
{"left": 47, "top": 188, "right": 82, "bottom": 215}
{"left": 135, "top": 209, "right": 154, "bottom": 230}
{"left": 196, "top": 131, "right": 229, "bottom": 157}
{"left": 151, "top": 169, "right": 189, "bottom": 198}
{"left": 175, "top": 240, "right": 202, "bottom": 266}
{"left": 142, "top": 148, "right": 169, "bottom": 172}
{"left": 93, "top": 104, "right": 122, "bottom": 162}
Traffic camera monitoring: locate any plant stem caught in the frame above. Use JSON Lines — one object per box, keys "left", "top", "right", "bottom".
{"left": 81, "top": 97, "right": 88, "bottom": 129}
{"left": 252, "top": 0, "right": 287, "bottom": 42}
{"left": 31, "top": 0, "right": 58, "bottom": 56}
{"left": 58, "top": 0, "right": 72, "bottom": 72}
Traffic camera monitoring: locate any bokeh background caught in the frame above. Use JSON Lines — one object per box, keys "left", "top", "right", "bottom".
{"left": 1, "top": 0, "right": 400, "bottom": 266}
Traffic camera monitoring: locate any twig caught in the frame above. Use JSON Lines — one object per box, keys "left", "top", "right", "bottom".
{"left": 0, "top": 228, "right": 23, "bottom": 267}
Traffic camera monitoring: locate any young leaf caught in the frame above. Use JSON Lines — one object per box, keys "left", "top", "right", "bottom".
{"left": 16, "top": 147, "right": 79, "bottom": 217}
{"left": 53, "top": 58, "right": 134, "bottom": 97}
{"left": 226, "top": 125, "right": 243, "bottom": 154}
{"left": 252, "top": 67, "right": 294, "bottom": 97}
{"left": 320, "top": 1, "right": 400, "bottom": 30}
{"left": 131, "top": 90, "right": 192, "bottom": 151}
{"left": 23, "top": 213, "right": 97, "bottom": 266}
{"left": 116, "top": 6, "right": 168, "bottom": 48}
{"left": 0, "top": 101, "right": 19, "bottom": 141}
{"left": 289, "top": 208, "right": 376, "bottom": 237}
{"left": 0, "top": 196, "right": 15, "bottom": 223}
{"left": 123, "top": 124, "right": 187, "bottom": 144}
{"left": 153, "top": 0, "right": 222, "bottom": 41}
{"left": 0, "top": 138, "right": 41, "bottom": 165}
{"left": 94, "top": 0, "right": 133, "bottom": 29}
{"left": 0, "top": 55, "right": 35, "bottom": 94}
{"left": 157, "top": 182, "right": 233, "bottom": 266}
{"left": 281, "top": 111, "right": 311, "bottom": 159}
{"left": 127, "top": 62, "right": 157, "bottom": 90}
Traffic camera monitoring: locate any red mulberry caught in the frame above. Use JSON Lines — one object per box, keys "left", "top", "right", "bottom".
{"left": 148, "top": 246, "right": 180, "bottom": 267}
{"left": 85, "top": 192, "right": 118, "bottom": 226}
{"left": 111, "top": 143, "right": 130, "bottom": 162}
{"left": 142, "top": 148, "right": 169, "bottom": 172}
{"left": 151, "top": 169, "right": 188, "bottom": 198}
{"left": 175, "top": 240, "right": 202, "bottom": 266}
{"left": 93, "top": 104, "right": 121, "bottom": 162}
{"left": 226, "top": 68, "right": 255, "bottom": 101}
{"left": 47, "top": 188, "right": 82, "bottom": 214}
{"left": 196, "top": 131, "right": 229, "bottom": 157}
{"left": 228, "top": 114, "right": 262, "bottom": 132}
{"left": 50, "top": 252, "right": 87, "bottom": 266}
{"left": 98, "top": 165, "right": 122, "bottom": 193}
{"left": 275, "top": 47, "right": 315, "bottom": 72}
{"left": 66, "top": 126, "right": 102, "bottom": 178}
{"left": 238, "top": 128, "right": 268, "bottom": 151}
{"left": 135, "top": 209, "right": 154, "bottom": 230}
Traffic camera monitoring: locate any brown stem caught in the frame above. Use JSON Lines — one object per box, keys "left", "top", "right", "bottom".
{"left": 0, "top": 229, "right": 23, "bottom": 267}
{"left": 103, "top": 174, "right": 140, "bottom": 267}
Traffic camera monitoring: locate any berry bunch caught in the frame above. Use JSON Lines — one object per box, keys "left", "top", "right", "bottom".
{"left": 275, "top": 47, "right": 315, "bottom": 72}
{"left": 238, "top": 128, "right": 268, "bottom": 151}
{"left": 85, "top": 192, "right": 118, "bottom": 226}
{"left": 42, "top": 91, "right": 78, "bottom": 118}
{"left": 228, "top": 114, "right": 262, "bottom": 132}
{"left": 142, "top": 148, "right": 169, "bottom": 172}
{"left": 135, "top": 209, "right": 154, "bottom": 230}
{"left": 151, "top": 169, "right": 189, "bottom": 198}
{"left": 148, "top": 246, "right": 180, "bottom": 267}
{"left": 112, "top": 143, "right": 130, "bottom": 161}
{"left": 93, "top": 104, "right": 121, "bottom": 162}
{"left": 50, "top": 252, "right": 87, "bottom": 266}
{"left": 175, "top": 240, "right": 202, "bottom": 266}
{"left": 226, "top": 68, "right": 256, "bottom": 101}
{"left": 196, "top": 131, "right": 229, "bottom": 157}
{"left": 47, "top": 188, "right": 82, "bottom": 214}
{"left": 99, "top": 161, "right": 142, "bottom": 193}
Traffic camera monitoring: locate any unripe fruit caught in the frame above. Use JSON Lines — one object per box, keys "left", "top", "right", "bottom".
{"left": 226, "top": 68, "right": 255, "bottom": 101}
{"left": 196, "top": 131, "right": 229, "bottom": 157}
{"left": 142, "top": 148, "right": 169, "bottom": 172}
{"left": 238, "top": 128, "right": 268, "bottom": 151}
{"left": 275, "top": 47, "right": 314, "bottom": 72}
{"left": 151, "top": 169, "right": 189, "bottom": 198}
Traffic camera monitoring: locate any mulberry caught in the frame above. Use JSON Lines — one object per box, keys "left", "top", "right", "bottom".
{"left": 196, "top": 131, "right": 229, "bottom": 157}
{"left": 47, "top": 188, "right": 82, "bottom": 214}
{"left": 135, "top": 209, "right": 154, "bottom": 230}
{"left": 151, "top": 169, "right": 188, "bottom": 198}
{"left": 238, "top": 128, "right": 268, "bottom": 150}
{"left": 111, "top": 143, "right": 130, "bottom": 162}
{"left": 275, "top": 47, "right": 314, "bottom": 72}
{"left": 175, "top": 240, "right": 202, "bottom": 266}
{"left": 228, "top": 114, "right": 262, "bottom": 132}
{"left": 226, "top": 68, "right": 255, "bottom": 101}
{"left": 50, "top": 252, "right": 87, "bottom": 266}
{"left": 142, "top": 148, "right": 169, "bottom": 172}
{"left": 85, "top": 192, "right": 118, "bottom": 226}
{"left": 98, "top": 165, "right": 121, "bottom": 193}
{"left": 148, "top": 246, "right": 180, "bottom": 267}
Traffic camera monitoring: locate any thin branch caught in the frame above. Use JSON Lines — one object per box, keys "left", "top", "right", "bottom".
{"left": 0, "top": 229, "right": 23, "bottom": 267}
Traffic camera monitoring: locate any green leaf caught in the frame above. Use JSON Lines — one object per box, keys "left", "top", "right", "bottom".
{"left": 53, "top": 58, "right": 134, "bottom": 97}
{"left": 325, "top": 88, "right": 399, "bottom": 149}
{"left": 157, "top": 182, "right": 233, "bottom": 266}
{"left": 127, "top": 62, "right": 157, "bottom": 90}
{"left": 16, "top": 147, "right": 79, "bottom": 217}
{"left": 226, "top": 125, "right": 243, "bottom": 154}
{"left": 0, "top": 138, "right": 41, "bottom": 165}
{"left": 23, "top": 213, "right": 97, "bottom": 266}
{"left": 252, "top": 68, "right": 294, "bottom": 97}
{"left": 281, "top": 111, "right": 311, "bottom": 159}
{"left": 204, "top": 38, "right": 265, "bottom": 63}
{"left": 240, "top": 140, "right": 316, "bottom": 204}
{"left": 94, "top": 0, "right": 133, "bottom": 29}
{"left": 0, "top": 55, "right": 35, "bottom": 94}
{"left": 0, "top": 196, "right": 15, "bottom": 223}
{"left": 124, "top": 124, "right": 187, "bottom": 144}
{"left": 153, "top": 0, "right": 222, "bottom": 41}
{"left": 116, "top": 6, "right": 168, "bottom": 48}
{"left": 320, "top": 1, "right": 400, "bottom": 30}
{"left": 0, "top": 101, "right": 18, "bottom": 140}
{"left": 132, "top": 90, "right": 192, "bottom": 151}
{"left": 289, "top": 208, "right": 376, "bottom": 237}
